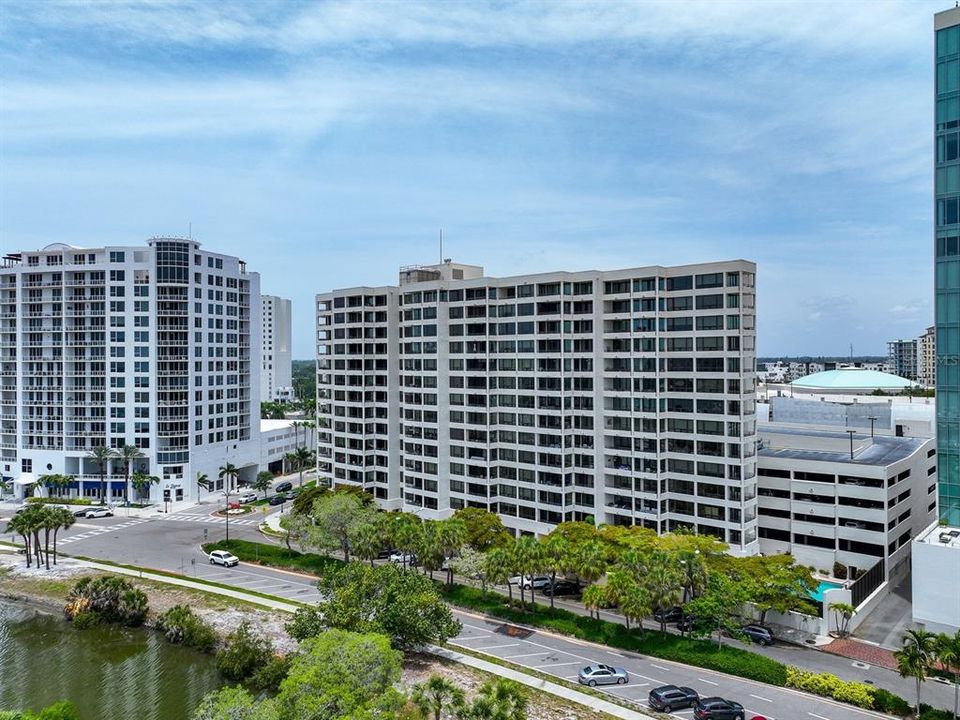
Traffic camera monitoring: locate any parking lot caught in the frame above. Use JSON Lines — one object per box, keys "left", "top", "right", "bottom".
{"left": 450, "top": 615, "right": 894, "bottom": 720}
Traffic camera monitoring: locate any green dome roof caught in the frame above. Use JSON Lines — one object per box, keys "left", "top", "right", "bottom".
{"left": 791, "top": 367, "right": 916, "bottom": 390}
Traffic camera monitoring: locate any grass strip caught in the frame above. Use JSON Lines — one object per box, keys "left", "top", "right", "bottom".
{"left": 202, "top": 539, "right": 344, "bottom": 575}
{"left": 442, "top": 584, "right": 788, "bottom": 687}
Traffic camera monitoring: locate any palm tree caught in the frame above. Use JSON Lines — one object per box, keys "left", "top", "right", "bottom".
{"left": 5, "top": 513, "right": 32, "bottom": 568}
{"left": 218, "top": 462, "right": 239, "bottom": 492}
{"left": 646, "top": 554, "right": 683, "bottom": 634}
{"left": 439, "top": 517, "right": 467, "bottom": 588}
{"left": 412, "top": 674, "right": 466, "bottom": 720}
{"left": 130, "top": 473, "right": 160, "bottom": 502}
{"left": 87, "top": 446, "right": 116, "bottom": 505}
{"left": 540, "top": 534, "right": 572, "bottom": 610}
{"left": 677, "top": 548, "right": 708, "bottom": 602}
{"left": 895, "top": 629, "right": 937, "bottom": 717}
{"left": 454, "top": 679, "right": 526, "bottom": 720}
{"left": 511, "top": 536, "right": 545, "bottom": 611}
{"left": 293, "top": 446, "right": 314, "bottom": 487}
{"left": 253, "top": 471, "right": 273, "bottom": 500}
{"left": 39, "top": 473, "right": 69, "bottom": 500}
{"left": 582, "top": 584, "right": 606, "bottom": 620}
{"left": 572, "top": 540, "right": 607, "bottom": 590}
{"left": 0, "top": 478, "right": 8, "bottom": 498}
{"left": 117, "top": 444, "right": 145, "bottom": 505}
{"left": 196, "top": 472, "right": 211, "bottom": 503}
{"left": 351, "top": 521, "right": 383, "bottom": 567}
{"left": 49, "top": 506, "right": 75, "bottom": 565}
{"left": 935, "top": 630, "right": 960, "bottom": 719}
{"left": 484, "top": 547, "right": 513, "bottom": 606}
{"left": 829, "top": 602, "right": 857, "bottom": 638}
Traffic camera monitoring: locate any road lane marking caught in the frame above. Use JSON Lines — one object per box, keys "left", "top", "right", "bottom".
{"left": 808, "top": 713, "right": 831, "bottom": 720}
{"left": 473, "top": 643, "right": 522, "bottom": 651}
{"left": 750, "top": 694, "right": 772, "bottom": 703}
{"left": 697, "top": 678, "right": 719, "bottom": 685}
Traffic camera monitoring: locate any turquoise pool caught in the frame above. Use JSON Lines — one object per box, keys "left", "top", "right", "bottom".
{"left": 809, "top": 580, "right": 843, "bottom": 602}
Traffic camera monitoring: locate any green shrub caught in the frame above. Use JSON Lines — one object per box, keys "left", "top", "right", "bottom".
{"left": 0, "top": 701, "right": 80, "bottom": 720}
{"left": 249, "top": 653, "right": 292, "bottom": 691}
{"left": 919, "top": 705, "right": 956, "bottom": 720}
{"left": 64, "top": 576, "right": 148, "bottom": 627}
{"left": 26, "top": 497, "right": 91, "bottom": 506}
{"left": 286, "top": 606, "right": 325, "bottom": 641}
{"left": 156, "top": 605, "right": 217, "bottom": 653}
{"left": 870, "top": 687, "right": 912, "bottom": 716}
{"left": 215, "top": 621, "right": 272, "bottom": 682}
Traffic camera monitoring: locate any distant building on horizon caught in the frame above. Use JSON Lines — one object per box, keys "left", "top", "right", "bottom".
{"left": 261, "top": 294, "right": 293, "bottom": 403}
{"left": 917, "top": 325, "right": 936, "bottom": 388}
{"left": 887, "top": 339, "right": 918, "bottom": 382}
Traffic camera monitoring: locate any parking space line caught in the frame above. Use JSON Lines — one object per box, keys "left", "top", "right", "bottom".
{"left": 650, "top": 663, "right": 669, "bottom": 671}
{"left": 697, "top": 678, "right": 719, "bottom": 686}
{"left": 504, "top": 651, "right": 553, "bottom": 659}
{"left": 750, "top": 694, "right": 772, "bottom": 703}
{"left": 808, "top": 714, "right": 830, "bottom": 720}
{"left": 539, "top": 661, "right": 583, "bottom": 668}
{"left": 473, "top": 643, "right": 522, "bottom": 651}
{"left": 461, "top": 623, "right": 495, "bottom": 634}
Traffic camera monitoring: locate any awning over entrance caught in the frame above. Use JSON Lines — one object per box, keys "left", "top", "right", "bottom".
{"left": 13, "top": 473, "right": 36, "bottom": 487}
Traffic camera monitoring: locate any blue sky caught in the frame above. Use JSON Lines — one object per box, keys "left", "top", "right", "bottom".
{"left": 0, "top": 0, "right": 944, "bottom": 358}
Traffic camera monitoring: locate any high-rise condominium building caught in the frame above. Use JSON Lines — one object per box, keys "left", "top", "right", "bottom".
{"left": 936, "top": 8, "right": 960, "bottom": 525}
{"left": 0, "top": 239, "right": 261, "bottom": 504}
{"left": 887, "top": 339, "right": 918, "bottom": 382}
{"left": 317, "top": 259, "right": 760, "bottom": 554}
{"left": 918, "top": 325, "right": 936, "bottom": 388}
{"left": 261, "top": 295, "right": 292, "bottom": 402}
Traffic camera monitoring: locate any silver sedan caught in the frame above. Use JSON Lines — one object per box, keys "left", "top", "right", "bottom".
{"left": 577, "top": 663, "right": 629, "bottom": 686}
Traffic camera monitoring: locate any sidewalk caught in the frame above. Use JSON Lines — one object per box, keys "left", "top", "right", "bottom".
{"left": 823, "top": 638, "right": 899, "bottom": 671}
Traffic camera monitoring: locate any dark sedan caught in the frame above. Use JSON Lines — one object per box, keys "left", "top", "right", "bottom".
{"left": 274, "top": 481, "right": 293, "bottom": 493}
{"left": 542, "top": 580, "right": 579, "bottom": 597}
{"left": 649, "top": 685, "right": 699, "bottom": 712}
{"left": 741, "top": 625, "right": 775, "bottom": 646}
{"left": 694, "top": 697, "right": 745, "bottom": 720}
{"left": 267, "top": 493, "right": 288, "bottom": 506}
{"left": 653, "top": 606, "right": 684, "bottom": 624}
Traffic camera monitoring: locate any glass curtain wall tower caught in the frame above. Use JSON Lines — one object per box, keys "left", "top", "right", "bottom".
{"left": 935, "top": 8, "right": 960, "bottom": 525}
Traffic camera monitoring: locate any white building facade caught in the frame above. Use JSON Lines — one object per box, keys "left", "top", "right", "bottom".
{"left": 261, "top": 294, "right": 293, "bottom": 402}
{"left": 757, "top": 423, "right": 937, "bottom": 581}
{"left": 917, "top": 325, "right": 936, "bottom": 388}
{"left": 0, "top": 239, "right": 261, "bottom": 503}
{"left": 317, "top": 259, "right": 760, "bottom": 554}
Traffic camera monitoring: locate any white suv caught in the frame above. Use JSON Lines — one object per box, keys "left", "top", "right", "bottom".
{"left": 236, "top": 492, "right": 258, "bottom": 504}
{"left": 209, "top": 550, "right": 240, "bottom": 567}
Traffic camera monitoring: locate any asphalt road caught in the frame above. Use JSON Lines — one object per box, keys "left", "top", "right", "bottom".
{"left": 1, "top": 503, "right": 956, "bottom": 716}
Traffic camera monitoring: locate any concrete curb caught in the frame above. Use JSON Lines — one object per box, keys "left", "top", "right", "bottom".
{"left": 429, "top": 644, "right": 654, "bottom": 720}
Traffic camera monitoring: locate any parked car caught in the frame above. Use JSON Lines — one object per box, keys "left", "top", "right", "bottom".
{"left": 73, "top": 506, "right": 91, "bottom": 517}
{"left": 236, "top": 492, "right": 258, "bottom": 504}
{"left": 377, "top": 548, "right": 397, "bottom": 560}
{"left": 676, "top": 614, "right": 701, "bottom": 633}
{"left": 741, "top": 624, "right": 775, "bottom": 646}
{"left": 267, "top": 493, "right": 288, "bottom": 506}
{"left": 275, "top": 481, "right": 293, "bottom": 493}
{"left": 653, "top": 606, "right": 684, "bottom": 624}
{"left": 693, "top": 698, "right": 745, "bottom": 720}
{"left": 508, "top": 575, "right": 551, "bottom": 590}
{"left": 85, "top": 506, "right": 113, "bottom": 518}
{"left": 577, "top": 664, "right": 629, "bottom": 687}
{"left": 542, "top": 580, "right": 579, "bottom": 597}
{"left": 388, "top": 551, "right": 418, "bottom": 565}
{"left": 649, "top": 685, "right": 700, "bottom": 712}
{"left": 208, "top": 550, "right": 240, "bottom": 567}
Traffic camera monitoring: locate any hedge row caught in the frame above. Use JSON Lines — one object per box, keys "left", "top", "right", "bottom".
{"left": 26, "top": 497, "right": 92, "bottom": 506}
{"left": 202, "top": 539, "right": 344, "bottom": 576}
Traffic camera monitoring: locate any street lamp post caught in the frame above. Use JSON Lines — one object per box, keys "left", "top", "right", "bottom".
{"left": 845, "top": 429, "right": 856, "bottom": 460}
{"left": 222, "top": 489, "right": 233, "bottom": 544}
{"left": 867, "top": 416, "right": 878, "bottom": 438}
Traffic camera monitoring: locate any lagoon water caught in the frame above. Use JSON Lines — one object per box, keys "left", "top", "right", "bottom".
{"left": 0, "top": 598, "right": 222, "bottom": 719}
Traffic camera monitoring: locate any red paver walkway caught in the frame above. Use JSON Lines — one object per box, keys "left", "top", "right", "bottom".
{"left": 823, "top": 637, "right": 898, "bottom": 670}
